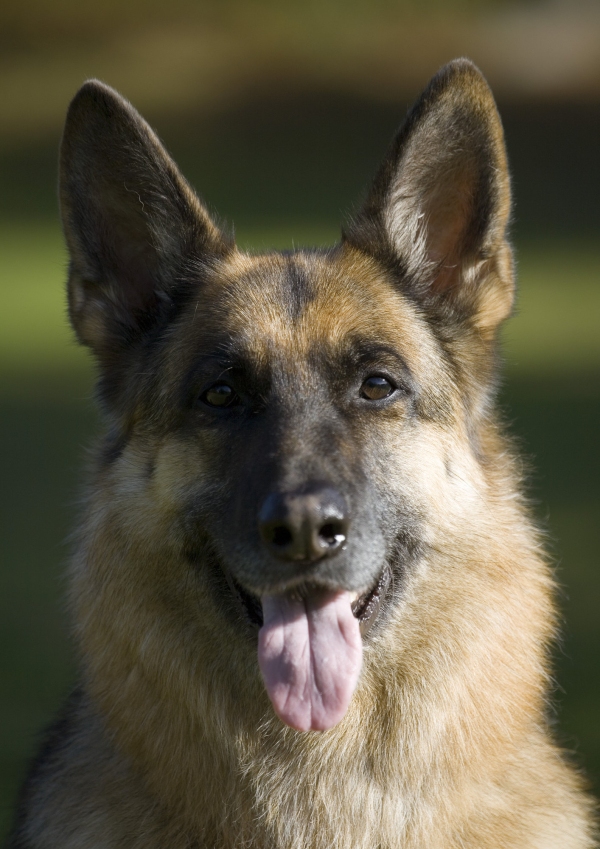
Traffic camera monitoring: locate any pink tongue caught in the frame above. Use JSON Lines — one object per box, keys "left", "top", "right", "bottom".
{"left": 258, "top": 589, "right": 362, "bottom": 732}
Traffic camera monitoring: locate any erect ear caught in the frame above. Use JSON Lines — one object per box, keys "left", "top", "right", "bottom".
{"left": 344, "top": 59, "right": 513, "bottom": 334}
{"left": 60, "top": 80, "right": 231, "bottom": 364}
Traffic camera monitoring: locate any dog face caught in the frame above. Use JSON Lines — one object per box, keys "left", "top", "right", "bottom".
{"left": 61, "top": 60, "right": 513, "bottom": 731}
{"left": 148, "top": 250, "right": 436, "bottom": 596}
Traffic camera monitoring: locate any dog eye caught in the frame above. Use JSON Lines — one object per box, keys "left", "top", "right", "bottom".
{"left": 201, "top": 383, "right": 240, "bottom": 408}
{"left": 360, "top": 376, "right": 395, "bottom": 401}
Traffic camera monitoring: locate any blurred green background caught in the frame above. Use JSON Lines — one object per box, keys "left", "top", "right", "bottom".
{"left": 1, "top": 0, "right": 599, "bottom": 838}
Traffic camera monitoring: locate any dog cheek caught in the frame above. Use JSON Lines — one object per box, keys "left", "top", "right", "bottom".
{"left": 104, "top": 439, "right": 216, "bottom": 551}
{"left": 444, "top": 445, "right": 488, "bottom": 510}
{"left": 365, "top": 426, "right": 434, "bottom": 507}
{"left": 400, "top": 427, "right": 489, "bottom": 540}
{"left": 152, "top": 441, "right": 209, "bottom": 510}
{"left": 367, "top": 425, "right": 478, "bottom": 541}
{"left": 107, "top": 441, "right": 158, "bottom": 510}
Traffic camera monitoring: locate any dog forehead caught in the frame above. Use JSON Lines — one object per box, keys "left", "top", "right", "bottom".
{"left": 205, "top": 247, "right": 436, "bottom": 365}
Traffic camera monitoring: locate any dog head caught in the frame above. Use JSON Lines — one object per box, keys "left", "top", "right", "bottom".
{"left": 61, "top": 59, "right": 513, "bottom": 732}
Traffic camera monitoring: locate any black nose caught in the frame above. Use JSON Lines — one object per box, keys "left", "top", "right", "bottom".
{"left": 258, "top": 485, "right": 349, "bottom": 562}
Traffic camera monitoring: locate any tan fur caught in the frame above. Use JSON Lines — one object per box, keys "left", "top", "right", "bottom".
{"left": 9, "top": 60, "right": 596, "bottom": 848}
{"left": 66, "top": 251, "right": 593, "bottom": 848}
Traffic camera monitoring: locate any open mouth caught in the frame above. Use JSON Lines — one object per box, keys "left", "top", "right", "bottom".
{"left": 194, "top": 531, "right": 418, "bottom": 731}
{"left": 229, "top": 564, "right": 392, "bottom": 639}
{"left": 206, "top": 554, "right": 400, "bottom": 731}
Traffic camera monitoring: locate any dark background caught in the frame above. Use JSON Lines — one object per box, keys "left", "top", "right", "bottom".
{"left": 1, "top": 0, "right": 599, "bottom": 838}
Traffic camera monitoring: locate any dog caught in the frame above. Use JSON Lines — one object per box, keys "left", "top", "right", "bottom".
{"left": 7, "top": 59, "right": 596, "bottom": 848}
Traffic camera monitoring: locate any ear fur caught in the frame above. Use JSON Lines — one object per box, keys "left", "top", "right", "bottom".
{"left": 60, "top": 80, "right": 231, "bottom": 363}
{"left": 344, "top": 59, "right": 514, "bottom": 334}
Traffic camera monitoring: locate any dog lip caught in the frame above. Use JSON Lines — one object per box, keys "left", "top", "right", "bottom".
{"left": 228, "top": 565, "right": 392, "bottom": 638}
{"left": 230, "top": 577, "right": 264, "bottom": 628}
{"left": 351, "top": 564, "right": 392, "bottom": 637}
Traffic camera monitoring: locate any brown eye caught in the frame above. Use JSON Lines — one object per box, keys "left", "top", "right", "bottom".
{"left": 361, "top": 376, "right": 395, "bottom": 401}
{"left": 201, "top": 383, "right": 239, "bottom": 408}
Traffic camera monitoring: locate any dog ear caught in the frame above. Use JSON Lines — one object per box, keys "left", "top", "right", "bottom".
{"left": 60, "top": 80, "right": 231, "bottom": 363}
{"left": 344, "top": 59, "right": 513, "bottom": 334}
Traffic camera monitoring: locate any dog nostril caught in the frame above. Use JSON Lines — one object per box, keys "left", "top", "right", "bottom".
{"left": 271, "top": 526, "right": 293, "bottom": 548}
{"left": 318, "top": 523, "right": 344, "bottom": 547}
{"left": 259, "top": 486, "right": 348, "bottom": 562}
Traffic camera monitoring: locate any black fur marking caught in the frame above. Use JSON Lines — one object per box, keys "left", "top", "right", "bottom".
{"left": 99, "top": 428, "right": 129, "bottom": 467}
{"left": 5, "top": 689, "right": 84, "bottom": 848}
{"left": 282, "top": 259, "right": 315, "bottom": 321}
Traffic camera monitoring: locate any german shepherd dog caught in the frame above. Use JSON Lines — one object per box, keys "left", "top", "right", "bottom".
{"left": 8, "top": 59, "right": 596, "bottom": 848}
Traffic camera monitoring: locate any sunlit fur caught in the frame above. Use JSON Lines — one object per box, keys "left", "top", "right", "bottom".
{"left": 9, "top": 60, "right": 596, "bottom": 848}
